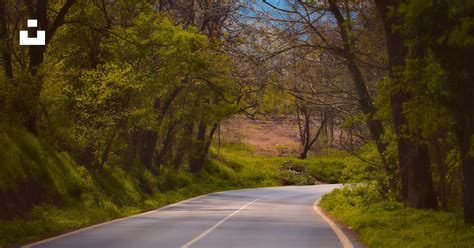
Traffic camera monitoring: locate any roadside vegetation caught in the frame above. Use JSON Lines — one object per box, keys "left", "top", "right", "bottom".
{"left": 0, "top": 126, "right": 347, "bottom": 247}
{"left": 216, "top": 143, "right": 348, "bottom": 186}
{"left": 321, "top": 185, "right": 474, "bottom": 247}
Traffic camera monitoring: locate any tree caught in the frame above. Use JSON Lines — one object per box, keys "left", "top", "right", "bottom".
{"left": 296, "top": 104, "right": 328, "bottom": 159}
{"left": 373, "top": 0, "right": 436, "bottom": 209}
{"left": 260, "top": 0, "right": 391, "bottom": 164}
{"left": 397, "top": 0, "right": 474, "bottom": 222}
{"left": 15, "top": 0, "right": 76, "bottom": 133}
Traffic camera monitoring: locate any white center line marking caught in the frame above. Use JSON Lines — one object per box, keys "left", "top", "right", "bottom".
{"left": 181, "top": 197, "right": 263, "bottom": 248}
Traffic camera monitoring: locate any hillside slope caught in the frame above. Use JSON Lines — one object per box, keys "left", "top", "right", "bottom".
{"left": 0, "top": 123, "right": 85, "bottom": 219}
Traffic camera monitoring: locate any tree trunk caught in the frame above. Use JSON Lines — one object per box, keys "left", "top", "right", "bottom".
{"left": 125, "top": 129, "right": 141, "bottom": 170}
{"left": 429, "top": 136, "right": 448, "bottom": 210}
{"left": 140, "top": 130, "right": 159, "bottom": 175}
{"left": 299, "top": 146, "right": 309, "bottom": 160}
{"left": 0, "top": 0, "right": 13, "bottom": 79}
{"left": 457, "top": 119, "right": 474, "bottom": 223}
{"left": 329, "top": 114, "right": 335, "bottom": 145}
{"left": 300, "top": 112, "right": 328, "bottom": 160}
{"left": 189, "top": 122, "right": 218, "bottom": 173}
{"left": 296, "top": 104, "right": 305, "bottom": 146}
{"left": 374, "top": 0, "right": 436, "bottom": 209}
{"left": 155, "top": 121, "right": 178, "bottom": 169}
{"left": 328, "top": 0, "right": 390, "bottom": 172}
{"left": 130, "top": 82, "right": 187, "bottom": 172}
{"left": 189, "top": 121, "right": 207, "bottom": 173}
{"left": 98, "top": 129, "right": 117, "bottom": 172}
{"left": 399, "top": 140, "right": 436, "bottom": 208}
{"left": 462, "top": 138, "right": 474, "bottom": 223}
{"left": 298, "top": 106, "right": 311, "bottom": 159}
{"left": 173, "top": 122, "right": 194, "bottom": 170}
{"left": 22, "top": 0, "right": 76, "bottom": 133}
{"left": 196, "top": 123, "right": 218, "bottom": 171}
{"left": 433, "top": 4, "right": 474, "bottom": 224}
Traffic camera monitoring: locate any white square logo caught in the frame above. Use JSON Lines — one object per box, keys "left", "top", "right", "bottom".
{"left": 19, "top": 19, "right": 46, "bottom": 46}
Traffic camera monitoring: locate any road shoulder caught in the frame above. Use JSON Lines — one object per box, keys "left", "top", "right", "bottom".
{"left": 314, "top": 199, "right": 365, "bottom": 248}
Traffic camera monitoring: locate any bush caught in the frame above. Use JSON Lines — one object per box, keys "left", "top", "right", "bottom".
{"left": 306, "top": 160, "right": 345, "bottom": 183}
{"left": 279, "top": 171, "right": 315, "bottom": 185}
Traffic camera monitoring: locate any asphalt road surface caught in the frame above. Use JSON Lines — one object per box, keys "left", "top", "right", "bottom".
{"left": 26, "top": 185, "right": 360, "bottom": 248}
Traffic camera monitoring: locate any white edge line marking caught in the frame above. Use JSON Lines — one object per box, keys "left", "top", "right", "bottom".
{"left": 313, "top": 199, "right": 354, "bottom": 248}
{"left": 181, "top": 197, "right": 262, "bottom": 248}
{"left": 23, "top": 194, "right": 210, "bottom": 248}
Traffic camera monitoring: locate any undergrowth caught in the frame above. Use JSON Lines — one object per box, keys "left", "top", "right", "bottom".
{"left": 320, "top": 184, "right": 474, "bottom": 247}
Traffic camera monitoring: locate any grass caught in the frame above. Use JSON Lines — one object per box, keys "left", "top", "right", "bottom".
{"left": 214, "top": 143, "right": 348, "bottom": 185}
{"left": 0, "top": 122, "right": 84, "bottom": 201}
{"left": 320, "top": 184, "right": 474, "bottom": 248}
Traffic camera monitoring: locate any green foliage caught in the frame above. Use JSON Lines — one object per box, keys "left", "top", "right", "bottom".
{"left": 400, "top": 56, "right": 453, "bottom": 140}
{"left": 94, "top": 166, "right": 143, "bottom": 207}
{"left": 0, "top": 121, "right": 86, "bottom": 201}
{"left": 1, "top": 4, "right": 252, "bottom": 246}
{"left": 32, "top": 5, "right": 241, "bottom": 173}
{"left": 399, "top": 0, "right": 474, "bottom": 48}
{"left": 373, "top": 0, "right": 473, "bottom": 212}
{"left": 277, "top": 158, "right": 346, "bottom": 185}
{"left": 210, "top": 144, "right": 280, "bottom": 187}
{"left": 306, "top": 160, "right": 345, "bottom": 184}
{"left": 216, "top": 143, "right": 350, "bottom": 185}
{"left": 279, "top": 171, "right": 315, "bottom": 186}
{"left": 259, "top": 85, "right": 295, "bottom": 116}
{"left": 321, "top": 185, "right": 474, "bottom": 247}
{"left": 341, "top": 141, "right": 397, "bottom": 194}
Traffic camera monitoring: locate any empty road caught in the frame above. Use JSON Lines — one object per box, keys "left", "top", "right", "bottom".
{"left": 26, "top": 185, "right": 360, "bottom": 248}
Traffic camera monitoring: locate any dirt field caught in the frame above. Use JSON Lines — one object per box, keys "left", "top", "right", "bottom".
{"left": 219, "top": 116, "right": 303, "bottom": 156}
{"left": 219, "top": 116, "right": 351, "bottom": 156}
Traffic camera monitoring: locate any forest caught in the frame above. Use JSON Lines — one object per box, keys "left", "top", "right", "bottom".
{"left": 0, "top": 0, "right": 473, "bottom": 247}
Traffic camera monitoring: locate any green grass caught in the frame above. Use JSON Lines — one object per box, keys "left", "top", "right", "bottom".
{"left": 214, "top": 143, "right": 348, "bottom": 185}
{"left": 320, "top": 184, "right": 474, "bottom": 248}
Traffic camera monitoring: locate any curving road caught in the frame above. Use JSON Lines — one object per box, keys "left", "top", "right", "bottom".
{"left": 25, "top": 185, "right": 361, "bottom": 248}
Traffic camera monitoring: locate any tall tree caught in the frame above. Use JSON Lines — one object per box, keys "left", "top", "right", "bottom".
{"left": 327, "top": 0, "right": 391, "bottom": 174}
{"left": 374, "top": 0, "right": 436, "bottom": 209}
{"left": 398, "top": 0, "right": 474, "bottom": 222}
{"left": 0, "top": 0, "right": 13, "bottom": 80}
